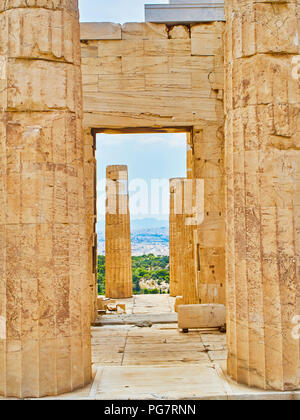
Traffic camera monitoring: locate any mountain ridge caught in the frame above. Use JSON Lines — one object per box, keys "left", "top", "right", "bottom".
{"left": 97, "top": 219, "right": 169, "bottom": 256}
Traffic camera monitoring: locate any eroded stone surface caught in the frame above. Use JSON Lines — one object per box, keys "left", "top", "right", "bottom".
{"left": 224, "top": 0, "right": 300, "bottom": 391}
{"left": 178, "top": 304, "right": 226, "bottom": 330}
{"left": 169, "top": 178, "right": 185, "bottom": 297}
{"left": 105, "top": 166, "right": 133, "bottom": 299}
{"left": 0, "top": 0, "right": 299, "bottom": 398}
{"left": 81, "top": 21, "right": 224, "bottom": 129}
{"left": 0, "top": 1, "right": 91, "bottom": 398}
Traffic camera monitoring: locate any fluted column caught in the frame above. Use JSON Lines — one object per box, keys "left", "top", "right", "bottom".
{"left": 105, "top": 165, "right": 132, "bottom": 299}
{"left": 0, "top": 0, "right": 91, "bottom": 398}
{"left": 83, "top": 130, "right": 98, "bottom": 323}
{"left": 180, "top": 179, "right": 199, "bottom": 305}
{"left": 170, "top": 177, "right": 199, "bottom": 304}
{"left": 169, "top": 179, "right": 185, "bottom": 297}
{"left": 225, "top": 0, "right": 300, "bottom": 390}
{"left": 193, "top": 126, "right": 226, "bottom": 305}
{"left": 169, "top": 180, "right": 176, "bottom": 297}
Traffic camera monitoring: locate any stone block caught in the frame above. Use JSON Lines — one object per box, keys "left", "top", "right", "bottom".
{"left": 178, "top": 304, "right": 226, "bottom": 330}
{"left": 143, "top": 39, "right": 191, "bottom": 56}
{"left": 0, "top": 8, "right": 80, "bottom": 64}
{"left": 7, "top": 59, "right": 80, "bottom": 113}
{"left": 191, "top": 33, "right": 222, "bottom": 56}
{"left": 98, "top": 40, "right": 144, "bottom": 57}
{"left": 174, "top": 296, "right": 184, "bottom": 313}
{"left": 121, "top": 22, "right": 168, "bottom": 40}
{"left": 169, "top": 25, "right": 190, "bottom": 39}
{"left": 80, "top": 23, "right": 121, "bottom": 40}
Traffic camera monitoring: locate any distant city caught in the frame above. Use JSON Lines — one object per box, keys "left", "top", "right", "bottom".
{"left": 97, "top": 218, "right": 169, "bottom": 256}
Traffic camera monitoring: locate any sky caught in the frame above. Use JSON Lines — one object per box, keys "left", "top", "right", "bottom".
{"left": 96, "top": 134, "right": 187, "bottom": 226}
{"left": 79, "top": 0, "right": 169, "bottom": 23}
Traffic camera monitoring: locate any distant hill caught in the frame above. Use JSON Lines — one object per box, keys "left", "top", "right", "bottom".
{"left": 131, "top": 218, "right": 169, "bottom": 232}
{"left": 97, "top": 218, "right": 169, "bottom": 256}
{"left": 97, "top": 218, "right": 169, "bottom": 233}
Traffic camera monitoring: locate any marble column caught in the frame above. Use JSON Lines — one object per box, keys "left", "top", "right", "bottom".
{"left": 225, "top": 0, "right": 300, "bottom": 390}
{"left": 169, "top": 178, "right": 185, "bottom": 297}
{"left": 83, "top": 130, "right": 98, "bottom": 323}
{"left": 181, "top": 179, "right": 199, "bottom": 305}
{"left": 105, "top": 165, "right": 133, "bottom": 299}
{"left": 0, "top": 0, "right": 91, "bottom": 398}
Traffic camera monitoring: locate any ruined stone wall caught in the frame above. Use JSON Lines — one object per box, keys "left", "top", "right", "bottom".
{"left": 0, "top": 0, "right": 91, "bottom": 398}
{"left": 225, "top": 0, "right": 300, "bottom": 390}
{"left": 80, "top": 21, "right": 225, "bottom": 305}
{"left": 80, "top": 21, "right": 224, "bottom": 129}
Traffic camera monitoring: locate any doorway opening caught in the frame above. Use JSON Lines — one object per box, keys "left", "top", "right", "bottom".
{"left": 95, "top": 130, "right": 187, "bottom": 300}
{"left": 90, "top": 127, "right": 227, "bottom": 397}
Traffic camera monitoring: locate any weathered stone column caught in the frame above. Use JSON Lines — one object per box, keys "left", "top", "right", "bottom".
{"left": 225, "top": 0, "right": 300, "bottom": 390}
{"left": 169, "top": 180, "right": 176, "bottom": 297}
{"left": 182, "top": 220, "right": 199, "bottom": 305}
{"left": 83, "top": 130, "right": 98, "bottom": 322}
{"left": 105, "top": 165, "right": 132, "bottom": 298}
{"left": 0, "top": 1, "right": 92, "bottom": 398}
{"left": 186, "top": 132, "right": 194, "bottom": 180}
{"left": 193, "top": 126, "right": 225, "bottom": 305}
{"left": 169, "top": 179, "right": 185, "bottom": 297}
{"left": 180, "top": 179, "right": 199, "bottom": 305}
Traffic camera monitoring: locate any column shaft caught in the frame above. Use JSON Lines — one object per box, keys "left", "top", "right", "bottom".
{"left": 181, "top": 179, "right": 199, "bottom": 305}
{"left": 193, "top": 126, "right": 226, "bottom": 305}
{"left": 105, "top": 166, "right": 132, "bottom": 299}
{"left": 169, "top": 179, "right": 185, "bottom": 297}
{"left": 0, "top": 0, "right": 91, "bottom": 398}
{"left": 83, "top": 130, "right": 98, "bottom": 323}
{"left": 225, "top": 0, "right": 300, "bottom": 390}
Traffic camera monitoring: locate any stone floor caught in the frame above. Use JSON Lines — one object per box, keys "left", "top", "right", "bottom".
{"left": 2, "top": 295, "right": 300, "bottom": 400}
{"left": 50, "top": 322, "right": 300, "bottom": 400}
{"left": 108, "top": 294, "right": 176, "bottom": 315}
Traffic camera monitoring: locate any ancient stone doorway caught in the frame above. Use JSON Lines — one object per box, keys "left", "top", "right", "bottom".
{"left": 94, "top": 128, "right": 188, "bottom": 303}
{"left": 1, "top": 1, "right": 299, "bottom": 399}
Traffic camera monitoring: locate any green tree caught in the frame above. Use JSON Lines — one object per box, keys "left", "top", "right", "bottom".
{"left": 97, "top": 254, "right": 170, "bottom": 296}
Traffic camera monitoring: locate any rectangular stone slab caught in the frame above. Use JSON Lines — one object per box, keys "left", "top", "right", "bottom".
{"left": 178, "top": 304, "right": 226, "bottom": 329}
{"left": 80, "top": 23, "right": 121, "bottom": 40}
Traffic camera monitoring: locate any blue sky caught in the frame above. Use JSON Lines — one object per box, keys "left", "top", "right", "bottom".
{"left": 79, "top": 0, "right": 168, "bottom": 23}
{"left": 96, "top": 134, "right": 187, "bottom": 224}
